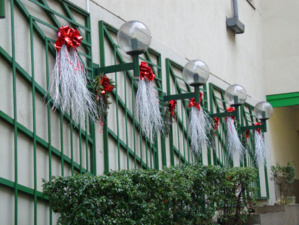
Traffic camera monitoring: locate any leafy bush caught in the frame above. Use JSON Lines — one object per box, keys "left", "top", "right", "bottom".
{"left": 271, "top": 161, "right": 296, "bottom": 204}
{"left": 43, "top": 164, "right": 257, "bottom": 225}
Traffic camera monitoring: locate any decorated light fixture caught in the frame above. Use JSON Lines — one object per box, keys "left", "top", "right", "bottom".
{"left": 224, "top": 84, "right": 247, "bottom": 106}
{"left": 164, "top": 60, "right": 212, "bottom": 153}
{"left": 254, "top": 101, "right": 274, "bottom": 120}
{"left": 94, "top": 21, "right": 163, "bottom": 142}
{"left": 94, "top": 20, "right": 151, "bottom": 77}
{"left": 117, "top": 20, "right": 151, "bottom": 55}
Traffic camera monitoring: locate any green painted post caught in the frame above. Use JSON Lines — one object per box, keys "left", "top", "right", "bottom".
{"left": 0, "top": 0, "right": 5, "bottom": 19}
{"left": 99, "top": 21, "right": 109, "bottom": 173}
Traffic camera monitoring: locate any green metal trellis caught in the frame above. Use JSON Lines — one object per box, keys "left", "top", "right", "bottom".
{"left": 165, "top": 59, "right": 208, "bottom": 166}
{"left": 0, "top": 0, "right": 95, "bottom": 224}
{"left": 209, "top": 83, "right": 269, "bottom": 199}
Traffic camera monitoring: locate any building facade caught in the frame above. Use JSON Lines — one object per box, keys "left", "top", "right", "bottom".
{"left": 0, "top": 0, "right": 298, "bottom": 224}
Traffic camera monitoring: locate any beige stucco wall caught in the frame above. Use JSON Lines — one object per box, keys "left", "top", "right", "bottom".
{"left": 91, "top": 0, "right": 266, "bottom": 101}
{"left": 269, "top": 107, "right": 299, "bottom": 179}
{"left": 262, "top": 0, "right": 299, "bottom": 95}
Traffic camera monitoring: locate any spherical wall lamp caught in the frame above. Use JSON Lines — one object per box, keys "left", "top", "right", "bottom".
{"left": 117, "top": 20, "right": 152, "bottom": 56}
{"left": 254, "top": 101, "right": 273, "bottom": 120}
{"left": 183, "top": 60, "right": 210, "bottom": 87}
{"left": 224, "top": 84, "right": 247, "bottom": 106}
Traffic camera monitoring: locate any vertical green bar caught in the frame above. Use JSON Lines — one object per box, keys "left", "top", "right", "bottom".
{"left": 85, "top": 11, "right": 96, "bottom": 175}
{"left": 60, "top": 113, "right": 64, "bottom": 176}
{"left": 99, "top": 21, "right": 109, "bottom": 173}
{"left": 45, "top": 39, "right": 52, "bottom": 225}
{"left": 70, "top": 111, "right": 74, "bottom": 175}
{"left": 166, "top": 59, "right": 174, "bottom": 166}
{"left": 29, "top": 16, "right": 37, "bottom": 225}
{"left": 10, "top": 0, "right": 18, "bottom": 224}
{"left": 0, "top": 0, "right": 5, "bottom": 18}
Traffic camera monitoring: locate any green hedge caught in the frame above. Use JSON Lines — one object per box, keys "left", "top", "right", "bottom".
{"left": 43, "top": 164, "right": 257, "bottom": 225}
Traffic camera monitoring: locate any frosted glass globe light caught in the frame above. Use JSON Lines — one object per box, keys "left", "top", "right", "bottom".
{"left": 224, "top": 84, "right": 247, "bottom": 106}
{"left": 117, "top": 20, "right": 151, "bottom": 55}
{"left": 183, "top": 60, "right": 210, "bottom": 86}
{"left": 254, "top": 101, "right": 273, "bottom": 120}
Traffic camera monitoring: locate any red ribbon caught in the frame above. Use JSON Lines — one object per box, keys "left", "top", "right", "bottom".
{"left": 54, "top": 26, "right": 83, "bottom": 52}
{"left": 226, "top": 107, "right": 236, "bottom": 120}
{"left": 188, "top": 92, "right": 203, "bottom": 111}
{"left": 214, "top": 117, "right": 219, "bottom": 130}
{"left": 139, "top": 62, "right": 155, "bottom": 81}
{"left": 254, "top": 122, "right": 262, "bottom": 134}
{"left": 100, "top": 76, "right": 114, "bottom": 94}
{"left": 168, "top": 100, "right": 177, "bottom": 122}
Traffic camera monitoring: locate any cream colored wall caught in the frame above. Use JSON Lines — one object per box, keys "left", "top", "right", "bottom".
{"left": 269, "top": 107, "right": 299, "bottom": 179}
{"left": 91, "top": 0, "right": 266, "bottom": 100}
{"left": 262, "top": 0, "right": 299, "bottom": 95}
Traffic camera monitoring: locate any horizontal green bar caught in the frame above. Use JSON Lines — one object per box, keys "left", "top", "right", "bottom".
{"left": 267, "top": 92, "right": 299, "bottom": 107}
{"left": 209, "top": 111, "right": 236, "bottom": 118}
{"left": 163, "top": 92, "right": 195, "bottom": 102}
{"left": 0, "top": 177, "right": 47, "bottom": 200}
{"left": 94, "top": 63, "right": 135, "bottom": 75}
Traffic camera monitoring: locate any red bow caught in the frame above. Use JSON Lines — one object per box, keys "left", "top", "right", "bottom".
{"left": 54, "top": 26, "right": 83, "bottom": 52}
{"left": 226, "top": 107, "right": 236, "bottom": 120}
{"left": 100, "top": 76, "right": 114, "bottom": 94}
{"left": 139, "top": 62, "right": 155, "bottom": 81}
{"left": 188, "top": 92, "right": 203, "bottom": 111}
{"left": 254, "top": 122, "right": 262, "bottom": 134}
{"left": 214, "top": 117, "right": 219, "bottom": 130}
{"left": 168, "top": 100, "right": 177, "bottom": 122}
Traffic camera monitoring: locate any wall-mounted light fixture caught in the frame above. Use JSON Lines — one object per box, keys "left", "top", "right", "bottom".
{"left": 93, "top": 20, "right": 151, "bottom": 76}
{"left": 0, "top": 0, "right": 5, "bottom": 19}
{"left": 164, "top": 60, "right": 210, "bottom": 103}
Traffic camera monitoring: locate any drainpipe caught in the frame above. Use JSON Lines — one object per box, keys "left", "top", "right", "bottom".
{"left": 226, "top": 0, "right": 245, "bottom": 34}
{"left": 0, "top": 0, "right": 5, "bottom": 19}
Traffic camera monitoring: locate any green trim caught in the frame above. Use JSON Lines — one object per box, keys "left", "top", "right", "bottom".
{"left": 0, "top": 0, "right": 5, "bottom": 18}
{"left": 267, "top": 92, "right": 299, "bottom": 107}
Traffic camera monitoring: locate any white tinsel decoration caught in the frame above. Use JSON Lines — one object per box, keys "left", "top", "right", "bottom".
{"left": 188, "top": 107, "right": 211, "bottom": 153}
{"left": 226, "top": 117, "right": 244, "bottom": 159}
{"left": 49, "top": 44, "right": 97, "bottom": 125}
{"left": 254, "top": 131, "right": 268, "bottom": 165}
{"left": 135, "top": 78, "right": 163, "bottom": 142}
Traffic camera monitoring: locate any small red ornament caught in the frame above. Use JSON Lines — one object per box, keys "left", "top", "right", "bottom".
{"left": 168, "top": 100, "right": 177, "bottom": 122}
{"left": 100, "top": 76, "right": 114, "bottom": 94}
{"left": 254, "top": 122, "right": 262, "bottom": 134}
{"left": 139, "top": 61, "right": 155, "bottom": 81}
{"left": 214, "top": 117, "right": 219, "bottom": 130}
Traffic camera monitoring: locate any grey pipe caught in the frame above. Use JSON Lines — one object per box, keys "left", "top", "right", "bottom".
{"left": 233, "top": 0, "right": 239, "bottom": 18}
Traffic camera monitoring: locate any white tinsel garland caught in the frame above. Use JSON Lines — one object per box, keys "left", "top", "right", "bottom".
{"left": 226, "top": 117, "right": 244, "bottom": 159}
{"left": 188, "top": 107, "right": 211, "bottom": 153}
{"left": 254, "top": 131, "right": 268, "bottom": 165}
{"left": 135, "top": 78, "right": 163, "bottom": 142}
{"left": 49, "top": 44, "right": 97, "bottom": 125}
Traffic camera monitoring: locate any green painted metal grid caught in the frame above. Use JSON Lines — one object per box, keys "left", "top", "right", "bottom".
{"left": 0, "top": 1, "right": 95, "bottom": 224}
{"left": 209, "top": 83, "right": 233, "bottom": 167}
{"left": 240, "top": 104, "right": 270, "bottom": 199}
{"left": 209, "top": 83, "right": 269, "bottom": 199}
{"left": 165, "top": 59, "right": 208, "bottom": 166}
{"left": 97, "top": 21, "right": 163, "bottom": 172}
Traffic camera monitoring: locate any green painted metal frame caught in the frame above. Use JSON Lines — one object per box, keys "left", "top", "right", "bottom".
{"left": 209, "top": 83, "right": 269, "bottom": 199}
{"left": 165, "top": 59, "right": 208, "bottom": 166}
{"left": 0, "top": 1, "right": 96, "bottom": 224}
{"left": 98, "top": 21, "right": 162, "bottom": 172}
{"left": 267, "top": 92, "right": 299, "bottom": 107}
